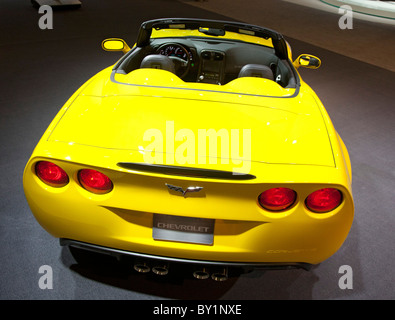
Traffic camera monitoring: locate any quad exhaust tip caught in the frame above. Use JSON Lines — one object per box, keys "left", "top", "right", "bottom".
{"left": 133, "top": 260, "right": 229, "bottom": 281}
{"left": 152, "top": 265, "right": 169, "bottom": 276}
{"left": 211, "top": 268, "right": 228, "bottom": 282}
{"left": 193, "top": 267, "right": 228, "bottom": 281}
{"left": 133, "top": 259, "right": 169, "bottom": 276}
{"left": 133, "top": 262, "right": 151, "bottom": 273}
{"left": 192, "top": 268, "right": 210, "bottom": 280}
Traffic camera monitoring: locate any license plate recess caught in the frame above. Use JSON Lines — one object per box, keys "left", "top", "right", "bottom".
{"left": 152, "top": 214, "right": 214, "bottom": 245}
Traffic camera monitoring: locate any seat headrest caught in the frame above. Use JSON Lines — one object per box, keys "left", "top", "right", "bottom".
{"left": 238, "top": 64, "right": 274, "bottom": 81}
{"left": 140, "top": 54, "right": 176, "bottom": 74}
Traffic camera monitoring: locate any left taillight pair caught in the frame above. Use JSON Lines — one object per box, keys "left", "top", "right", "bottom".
{"left": 35, "top": 161, "right": 113, "bottom": 194}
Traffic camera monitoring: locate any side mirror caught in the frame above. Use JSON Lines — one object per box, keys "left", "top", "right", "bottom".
{"left": 101, "top": 38, "right": 130, "bottom": 54}
{"left": 293, "top": 54, "right": 321, "bottom": 69}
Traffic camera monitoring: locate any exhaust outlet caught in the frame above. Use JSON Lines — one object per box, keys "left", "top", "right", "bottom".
{"left": 211, "top": 267, "right": 228, "bottom": 281}
{"left": 193, "top": 268, "right": 210, "bottom": 280}
{"left": 152, "top": 264, "right": 169, "bottom": 276}
{"left": 133, "top": 261, "right": 151, "bottom": 273}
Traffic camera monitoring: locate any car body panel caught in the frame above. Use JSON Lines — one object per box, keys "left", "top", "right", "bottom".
{"left": 47, "top": 68, "right": 334, "bottom": 169}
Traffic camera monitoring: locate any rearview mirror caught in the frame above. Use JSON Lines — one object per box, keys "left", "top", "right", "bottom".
{"left": 293, "top": 54, "right": 321, "bottom": 69}
{"left": 101, "top": 38, "right": 130, "bottom": 54}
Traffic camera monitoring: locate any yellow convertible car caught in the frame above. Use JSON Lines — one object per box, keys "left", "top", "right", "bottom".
{"left": 23, "top": 18, "right": 354, "bottom": 280}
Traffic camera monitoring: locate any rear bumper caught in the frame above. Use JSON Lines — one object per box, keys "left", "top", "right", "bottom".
{"left": 60, "top": 238, "right": 313, "bottom": 271}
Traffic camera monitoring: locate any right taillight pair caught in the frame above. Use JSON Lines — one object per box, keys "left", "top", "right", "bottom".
{"left": 258, "top": 187, "right": 342, "bottom": 213}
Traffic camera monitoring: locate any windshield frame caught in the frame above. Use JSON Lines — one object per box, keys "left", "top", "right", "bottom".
{"left": 135, "top": 18, "right": 289, "bottom": 60}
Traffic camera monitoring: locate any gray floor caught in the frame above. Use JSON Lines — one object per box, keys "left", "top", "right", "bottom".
{"left": 0, "top": 0, "right": 394, "bottom": 300}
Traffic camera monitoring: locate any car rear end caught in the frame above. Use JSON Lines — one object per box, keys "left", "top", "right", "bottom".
{"left": 23, "top": 142, "right": 354, "bottom": 275}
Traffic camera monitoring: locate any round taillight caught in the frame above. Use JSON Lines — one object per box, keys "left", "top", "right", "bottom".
{"left": 78, "top": 169, "right": 113, "bottom": 194}
{"left": 35, "top": 161, "right": 69, "bottom": 187}
{"left": 306, "top": 188, "right": 342, "bottom": 213}
{"left": 258, "top": 188, "right": 297, "bottom": 211}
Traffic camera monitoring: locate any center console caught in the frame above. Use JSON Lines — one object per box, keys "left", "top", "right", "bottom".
{"left": 197, "top": 50, "right": 225, "bottom": 85}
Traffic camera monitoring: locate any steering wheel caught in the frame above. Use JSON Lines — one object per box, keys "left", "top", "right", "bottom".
{"left": 156, "top": 44, "right": 191, "bottom": 79}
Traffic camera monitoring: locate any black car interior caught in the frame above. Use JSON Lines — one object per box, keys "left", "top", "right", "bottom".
{"left": 115, "top": 19, "right": 297, "bottom": 88}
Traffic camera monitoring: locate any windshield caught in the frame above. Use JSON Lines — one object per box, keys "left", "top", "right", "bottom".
{"left": 150, "top": 27, "right": 275, "bottom": 48}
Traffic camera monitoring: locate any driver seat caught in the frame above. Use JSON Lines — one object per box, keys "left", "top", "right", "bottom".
{"left": 140, "top": 55, "right": 176, "bottom": 74}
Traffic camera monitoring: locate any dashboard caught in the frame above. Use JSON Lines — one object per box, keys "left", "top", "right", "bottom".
{"left": 155, "top": 42, "right": 234, "bottom": 85}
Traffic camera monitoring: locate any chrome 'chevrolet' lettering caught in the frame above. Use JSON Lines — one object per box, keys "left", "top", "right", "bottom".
{"left": 165, "top": 183, "right": 203, "bottom": 197}
{"left": 157, "top": 222, "right": 210, "bottom": 233}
